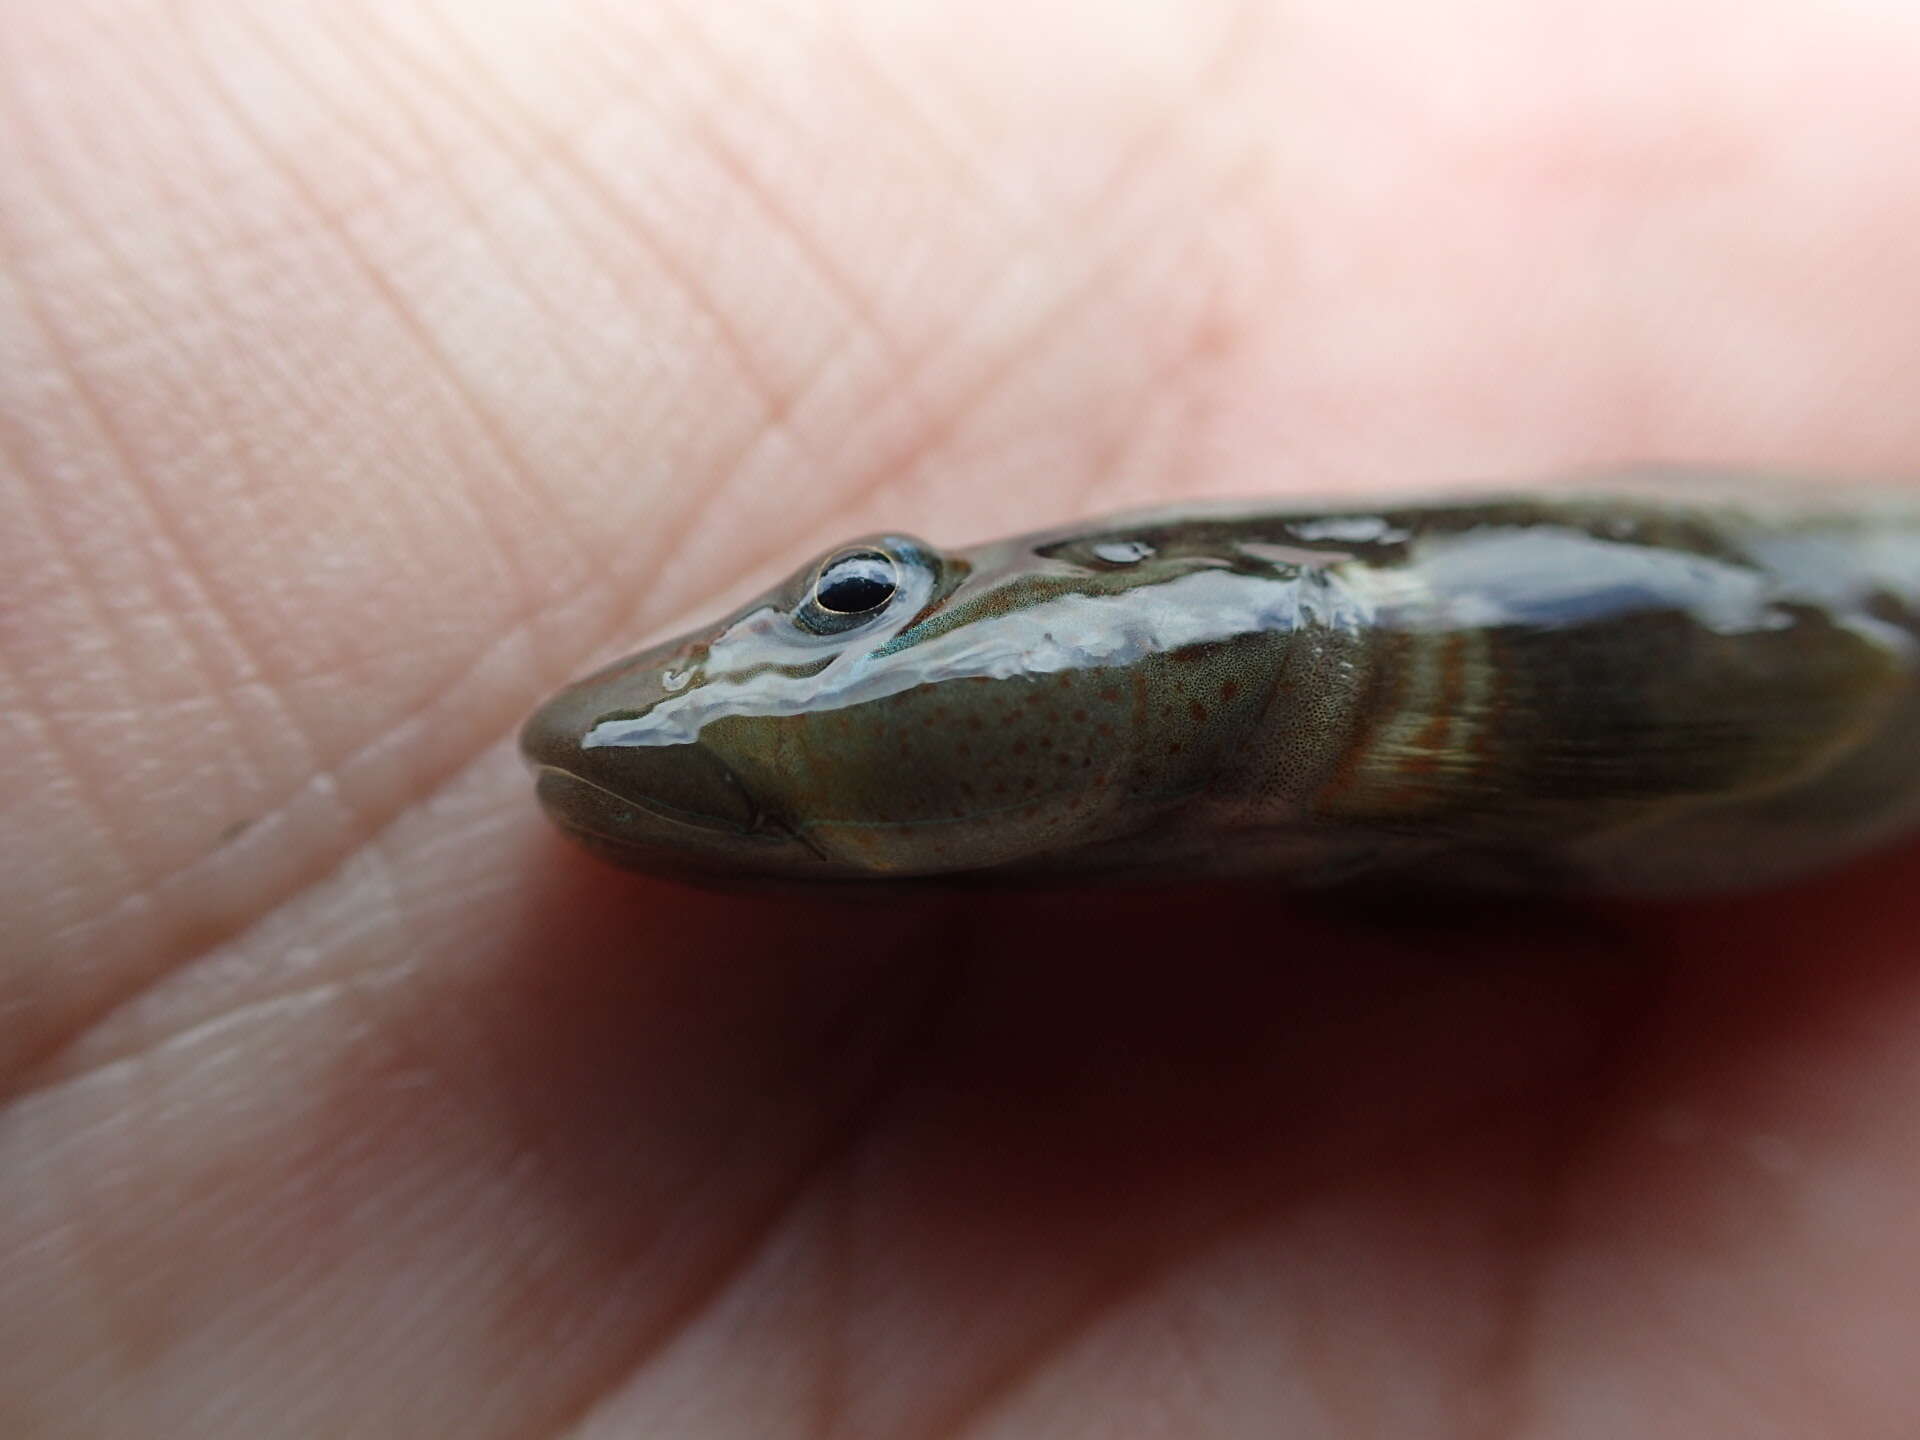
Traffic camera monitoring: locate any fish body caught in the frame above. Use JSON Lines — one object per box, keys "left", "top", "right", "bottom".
{"left": 521, "top": 471, "right": 1920, "bottom": 893}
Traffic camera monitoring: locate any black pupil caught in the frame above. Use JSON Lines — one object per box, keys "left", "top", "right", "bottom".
{"left": 815, "top": 552, "right": 897, "bottom": 613}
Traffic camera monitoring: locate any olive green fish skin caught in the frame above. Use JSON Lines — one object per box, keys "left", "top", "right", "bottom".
{"left": 521, "top": 472, "right": 1920, "bottom": 893}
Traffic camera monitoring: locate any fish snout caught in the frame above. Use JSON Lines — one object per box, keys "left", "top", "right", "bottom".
{"left": 520, "top": 679, "right": 766, "bottom": 837}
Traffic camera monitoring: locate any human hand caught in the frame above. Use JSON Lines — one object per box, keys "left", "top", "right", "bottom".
{"left": 7, "top": 2, "right": 1920, "bottom": 1434}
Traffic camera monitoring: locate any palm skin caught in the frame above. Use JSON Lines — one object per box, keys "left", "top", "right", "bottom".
{"left": 6, "top": 2, "right": 1920, "bottom": 1435}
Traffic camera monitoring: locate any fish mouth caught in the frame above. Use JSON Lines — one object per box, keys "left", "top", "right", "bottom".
{"left": 533, "top": 763, "right": 758, "bottom": 837}
{"left": 518, "top": 660, "right": 850, "bottom": 876}
{"left": 531, "top": 763, "right": 831, "bottom": 874}
{"left": 522, "top": 669, "right": 772, "bottom": 829}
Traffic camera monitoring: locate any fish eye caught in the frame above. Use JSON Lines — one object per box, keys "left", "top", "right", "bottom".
{"left": 800, "top": 547, "right": 901, "bottom": 633}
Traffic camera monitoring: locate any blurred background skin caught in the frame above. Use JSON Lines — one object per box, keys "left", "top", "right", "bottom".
{"left": 6, "top": 0, "right": 1920, "bottom": 1434}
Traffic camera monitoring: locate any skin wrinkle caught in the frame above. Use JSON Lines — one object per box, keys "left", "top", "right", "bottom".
{"left": 1464, "top": 960, "right": 1681, "bottom": 1440}
{"left": 1, "top": 0, "right": 765, "bottom": 1084}
{"left": 5, "top": 977, "right": 356, "bottom": 1122}
{"left": 567, "top": 0, "right": 950, "bottom": 607}
{"left": 13, "top": 878, "right": 943, "bottom": 1432}
{"left": 400, "top": 0, "right": 857, "bottom": 642}
{"left": 6, "top": 641, "right": 470, "bottom": 1078}
{"left": 8, "top": 672, "right": 521, "bottom": 1100}
{"left": 19, "top": 528, "right": 602, "bottom": 940}
{"left": 569, "top": 0, "right": 1021, "bottom": 610}
{"left": 641, "top": 17, "right": 962, "bottom": 540}
{"left": 1084, "top": 0, "right": 1269, "bottom": 232}
{"left": 208, "top": 0, "right": 625, "bottom": 652}
{"left": 0, "top": 201, "right": 246, "bottom": 908}
{"left": 203, "top": 0, "right": 448, "bottom": 184}
{"left": 5, "top": 0, "right": 556, "bottom": 1006}
{"left": 922, "top": 1238, "right": 1232, "bottom": 1440}
{"left": 8, "top": 1073, "right": 125, "bottom": 1424}
{"left": 965, "top": 902, "right": 1689, "bottom": 1440}
{"left": 3, "top": 135, "right": 614, "bottom": 990}
{"left": 1, "top": 18, "right": 290, "bottom": 788}
{"left": 340, "top": 0, "right": 660, "bottom": 428}
{"left": 875, "top": 32, "right": 1272, "bottom": 518}
{"left": 0, "top": 0, "right": 402, "bottom": 928}
{"left": 640, "top": 1, "right": 922, "bottom": 376}
{"left": 920, "top": 1084, "right": 1515, "bottom": 1440}
{"left": 296, "top": 2, "right": 620, "bottom": 462}
{"left": 0, "top": 109, "right": 326, "bottom": 990}
{"left": 410, "top": 3, "right": 810, "bottom": 434}
{"left": 530, "top": 939, "right": 967, "bottom": 1440}
{"left": 572, "top": 0, "right": 1268, "bottom": 637}
{"left": 0, "top": 87, "right": 247, "bottom": 706}
{"left": 1048, "top": 218, "right": 1261, "bottom": 526}
{"left": 0, "top": 449, "right": 143, "bottom": 899}
{"left": 96, "top": 980, "right": 434, "bottom": 1394}
{"left": 917, "top": 939, "right": 1670, "bottom": 1440}
{"left": 1043, "top": 299, "right": 1193, "bottom": 531}
{"left": 589, "top": 0, "right": 1270, "bottom": 606}
{"left": 6, "top": 351, "right": 734, "bottom": 941}
{"left": 351, "top": 0, "right": 776, "bottom": 619}
{"left": 23, "top": 894, "right": 651, "bottom": 1425}
{"left": 151, "top": 0, "right": 480, "bottom": 241}
{"left": 172, "top": 0, "right": 562, "bottom": 671}
{"left": 806, "top": 0, "right": 1038, "bottom": 226}
{"left": 813, "top": 1160, "right": 854, "bottom": 1440}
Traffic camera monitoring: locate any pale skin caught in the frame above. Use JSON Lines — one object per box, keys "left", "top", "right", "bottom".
{"left": 6, "top": 1, "right": 1920, "bottom": 1435}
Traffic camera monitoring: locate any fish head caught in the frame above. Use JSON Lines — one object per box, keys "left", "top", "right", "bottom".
{"left": 519, "top": 522, "right": 1254, "bottom": 884}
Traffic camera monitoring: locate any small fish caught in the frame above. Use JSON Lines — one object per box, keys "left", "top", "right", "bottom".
{"left": 521, "top": 469, "right": 1920, "bottom": 893}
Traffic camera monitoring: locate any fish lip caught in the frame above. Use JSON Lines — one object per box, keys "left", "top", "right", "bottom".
{"left": 533, "top": 764, "right": 839, "bottom": 883}
{"left": 533, "top": 762, "right": 773, "bottom": 839}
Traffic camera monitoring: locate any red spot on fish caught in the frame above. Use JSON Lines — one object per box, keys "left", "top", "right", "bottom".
{"left": 1190, "top": 701, "right": 1209, "bottom": 724}
{"left": 1072, "top": 708, "right": 1087, "bottom": 722}
{"left": 1099, "top": 687, "right": 1121, "bottom": 703}
{"left": 1221, "top": 680, "right": 1240, "bottom": 702}
{"left": 1013, "top": 740, "right": 1029, "bottom": 756}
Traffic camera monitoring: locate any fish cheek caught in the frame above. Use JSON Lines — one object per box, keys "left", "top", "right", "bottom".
{"left": 691, "top": 706, "right": 942, "bottom": 870}
{"left": 710, "top": 682, "right": 1125, "bottom": 875}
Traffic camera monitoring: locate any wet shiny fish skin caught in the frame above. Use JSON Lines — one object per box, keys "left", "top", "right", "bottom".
{"left": 521, "top": 472, "right": 1920, "bottom": 893}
